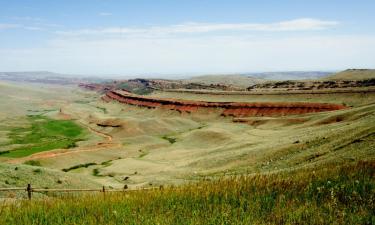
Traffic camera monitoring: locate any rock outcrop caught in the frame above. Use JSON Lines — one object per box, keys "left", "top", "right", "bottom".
{"left": 105, "top": 90, "right": 347, "bottom": 117}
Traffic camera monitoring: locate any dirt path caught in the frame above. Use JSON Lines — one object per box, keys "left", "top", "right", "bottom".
{"left": 7, "top": 142, "right": 123, "bottom": 163}
{"left": 84, "top": 122, "right": 113, "bottom": 142}
{"left": 58, "top": 110, "right": 113, "bottom": 142}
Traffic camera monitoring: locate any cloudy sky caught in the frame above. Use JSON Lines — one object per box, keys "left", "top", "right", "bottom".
{"left": 0, "top": 0, "right": 374, "bottom": 76}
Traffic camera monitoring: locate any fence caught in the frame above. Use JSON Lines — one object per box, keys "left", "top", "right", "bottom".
{"left": 0, "top": 184, "right": 158, "bottom": 200}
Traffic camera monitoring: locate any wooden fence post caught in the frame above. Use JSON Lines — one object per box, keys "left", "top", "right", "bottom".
{"left": 102, "top": 186, "right": 106, "bottom": 198}
{"left": 27, "top": 184, "right": 32, "bottom": 200}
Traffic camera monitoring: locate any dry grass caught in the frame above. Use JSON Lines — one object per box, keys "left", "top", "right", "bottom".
{"left": 0, "top": 160, "right": 373, "bottom": 224}
{"left": 325, "top": 69, "right": 375, "bottom": 80}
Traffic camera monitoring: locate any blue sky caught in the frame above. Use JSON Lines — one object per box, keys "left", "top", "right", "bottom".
{"left": 0, "top": 0, "right": 374, "bottom": 76}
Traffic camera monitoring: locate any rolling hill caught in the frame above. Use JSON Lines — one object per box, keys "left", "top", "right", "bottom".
{"left": 324, "top": 69, "right": 375, "bottom": 80}
{"left": 250, "top": 71, "right": 332, "bottom": 80}
{"left": 183, "top": 74, "right": 264, "bottom": 88}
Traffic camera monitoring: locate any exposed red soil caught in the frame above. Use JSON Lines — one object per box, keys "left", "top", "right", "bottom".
{"left": 105, "top": 91, "right": 347, "bottom": 117}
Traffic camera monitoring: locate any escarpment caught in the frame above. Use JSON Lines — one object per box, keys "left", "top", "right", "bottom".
{"left": 105, "top": 90, "right": 347, "bottom": 117}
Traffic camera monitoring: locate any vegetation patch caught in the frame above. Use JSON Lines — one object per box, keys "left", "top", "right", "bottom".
{"left": 92, "top": 168, "right": 101, "bottom": 176}
{"left": 32, "top": 168, "right": 42, "bottom": 173}
{"left": 162, "top": 136, "right": 177, "bottom": 144}
{"left": 138, "top": 150, "right": 149, "bottom": 158}
{"left": 0, "top": 150, "right": 10, "bottom": 155}
{"left": 74, "top": 100, "right": 91, "bottom": 104}
{"left": 95, "top": 106, "right": 107, "bottom": 114}
{"left": 24, "top": 160, "right": 42, "bottom": 167}
{"left": 100, "top": 160, "right": 113, "bottom": 167}
{"left": 118, "top": 81, "right": 153, "bottom": 95}
{"left": 62, "top": 163, "right": 97, "bottom": 172}
{"left": 0, "top": 115, "right": 86, "bottom": 158}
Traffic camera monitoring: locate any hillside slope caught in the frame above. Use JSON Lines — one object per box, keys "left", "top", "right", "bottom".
{"left": 0, "top": 163, "right": 99, "bottom": 198}
{"left": 183, "top": 75, "right": 264, "bottom": 88}
{"left": 1, "top": 159, "right": 373, "bottom": 224}
{"left": 250, "top": 71, "right": 332, "bottom": 80}
{"left": 325, "top": 69, "right": 375, "bottom": 80}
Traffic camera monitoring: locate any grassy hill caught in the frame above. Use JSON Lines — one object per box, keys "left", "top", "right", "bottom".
{"left": 325, "top": 69, "right": 375, "bottom": 80}
{"left": 0, "top": 163, "right": 99, "bottom": 198}
{"left": 1, "top": 159, "right": 373, "bottom": 224}
{"left": 250, "top": 71, "right": 332, "bottom": 80}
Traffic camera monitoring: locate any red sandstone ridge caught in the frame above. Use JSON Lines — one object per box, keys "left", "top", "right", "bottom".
{"left": 105, "top": 90, "right": 347, "bottom": 117}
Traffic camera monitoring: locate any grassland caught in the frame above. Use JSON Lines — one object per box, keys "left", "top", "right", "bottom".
{"left": 183, "top": 74, "right": 264, "bottom": 88}
{"left": 325, "top": 69, "right": 375, "bottom": 80}
{"left": 0, "top": 81, "right": 102, "bottom": 190}
{"left": 0, "top": 160, "right": 373, "bottom": 224}
{"left": 0, "top": 115, "right": 86, "bottom": 158}
{"left": 150, "top": 90, "right": 375, "bottom": 107}
{"left": 0, "top": 79, "right": 374, "bottom": 223}
{"left": 0, "top": 163, "right": 99, "bottom": 199}
{"left": 6, "top": 84, "right": 370, "bottom": 189}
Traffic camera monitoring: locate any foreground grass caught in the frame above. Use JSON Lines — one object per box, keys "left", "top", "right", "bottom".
{"left": 0, "top": 115, "right": 86, "bottom": 158}
{"left": 0, "top": 160, "right": 373, "bottom": 225}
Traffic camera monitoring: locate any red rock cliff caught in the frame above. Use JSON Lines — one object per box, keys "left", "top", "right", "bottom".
{"left": 105, "top": 91, "right": 347, "bottom": 117}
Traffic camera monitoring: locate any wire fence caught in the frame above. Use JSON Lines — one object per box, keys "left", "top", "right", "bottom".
{"left": 0, "top": 184, "right": 159, "bottom": 200}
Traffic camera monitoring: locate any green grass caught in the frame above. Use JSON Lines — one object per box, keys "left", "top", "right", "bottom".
{"left": 92, "top": 168, "right": 101, "bottom": 176}
{"left": 0, "top": 115, "right": 86, "bottom": 158}
{"left": 0, "top": 160, "right": 373, "bottom": 224}
{"left": 117, "top": 82, "right": 153, "bottom": 95}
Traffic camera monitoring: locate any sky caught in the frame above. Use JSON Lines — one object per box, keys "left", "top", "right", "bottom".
{"left": 0, "top": 0, "right": 374, "bottom": 77}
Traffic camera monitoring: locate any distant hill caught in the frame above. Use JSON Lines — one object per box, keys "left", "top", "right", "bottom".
{"left": 324, "top": 69, "right": 375, "bottom": 80}
{"left": 0, "top": 71, "right": 69, "bottom": 79}
{"left": 0, "top": 71, "right": 109, "bottom": 85}
{"left": 182, "top": 72, "right": 333, "bottom": 88}
{"left": 183, "top": 75, "right": 264, "bottom": 88}
{"left": 249, "top": 71, "right": 332, "bottom": 81}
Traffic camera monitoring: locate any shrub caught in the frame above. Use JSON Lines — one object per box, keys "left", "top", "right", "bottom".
{"left": 24, "top": 160, "right": 42, "bottom": 167}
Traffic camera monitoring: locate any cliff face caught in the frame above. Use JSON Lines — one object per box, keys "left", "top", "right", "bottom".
{"left": 105, "top": 91, "right": 347, "bottom": 117}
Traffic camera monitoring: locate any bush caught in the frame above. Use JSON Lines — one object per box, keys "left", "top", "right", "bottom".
{"left": 32, "top": 168, "right": 42, "bottom": 173}
{"left": 24, "top": 160, "right": 42, "bottom": 167}
{"left": 62, "top": 162, "right": 97, "bottom": 172}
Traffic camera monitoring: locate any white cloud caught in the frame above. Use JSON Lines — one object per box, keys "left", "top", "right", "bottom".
{"left": 99, "top": 12, "right": 113, "bottom": 16}
{"left": 3, "top": 18, "right": 373, "bottom": 76}
{"left": 8, "top": 16, "right": 44, "bottom": 22}
{"left": 56, "top": 18, "right": 339, "bottom": 37}
{"left": 0, "top": 23, "right": 20, "bottom": 31}
{"left": 0, "top": 23, "right": 44, "bottom": 31}
{"left": 23, "top": 26, "right": 44, "bottom": 31}
{"left": 1, "top": 16, "right": 60, "bottom": 32}
{"left": 1, "top": 34, "right": 373, "bottom": 76}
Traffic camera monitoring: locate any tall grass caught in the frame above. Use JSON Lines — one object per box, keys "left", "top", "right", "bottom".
{"left": 0, "top": 160, "right": 373, "bottom": 224}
